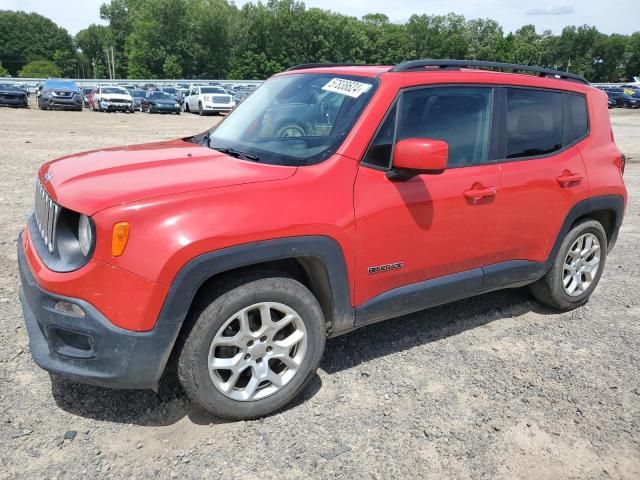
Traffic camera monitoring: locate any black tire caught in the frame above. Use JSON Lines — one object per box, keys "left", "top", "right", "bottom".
{"left": 275, "top": 120, "right": 309, "bottom": 137}
{"left": 178, "top": 274, "right": 326, "bottom": 420}
{"left": 198, "top": 102, "right": 204, "bottom": 116}
{"left": 530, "top": 219, "right": 607, "bottom": 311}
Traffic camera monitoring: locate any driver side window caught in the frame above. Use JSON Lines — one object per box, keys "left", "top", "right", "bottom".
{"left": 363, "top": 86, "right": 494, "bottom": 169}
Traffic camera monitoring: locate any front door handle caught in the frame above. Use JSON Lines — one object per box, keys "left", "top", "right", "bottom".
{"left": 557, "top": 171, "right": 583, "bottom": 187}
{"left": 463, "top": 185, "right": 497, "bottom": 202}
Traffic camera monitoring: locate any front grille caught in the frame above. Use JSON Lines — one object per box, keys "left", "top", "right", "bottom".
{"left": 34, "top": 180, "right": 60, "bottom": 253}
{"left": 54, "top": 91, "right": 72, "bottom": 97}
{"left": 109, "top": 98, "right": 129, "bottom": 104}
{"left": 213, "top": 95, "right": 231, "bottom": 104}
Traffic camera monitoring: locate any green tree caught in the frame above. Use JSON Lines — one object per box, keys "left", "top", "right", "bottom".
{"left": 163, "top": 55, "right": 182, "bottom": 78}
{"left": 0, "top": 62, "right": 9, "bottom": 77}
{"left": 18, "top": 59, "right": 61, "bottom": 78}
{"left": 76, "top": 24, "right": 113, "bottom": 78}
{"left": 0, "top": 10, "right": 76, "bottom": 76}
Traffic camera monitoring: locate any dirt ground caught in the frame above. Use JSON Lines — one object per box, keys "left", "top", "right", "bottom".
{"left": 0, "top": 103, "right": 638, "bottom": 479}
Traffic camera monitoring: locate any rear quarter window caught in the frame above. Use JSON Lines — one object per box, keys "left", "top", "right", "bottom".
{"left": 564, "top": 93, "right": 589, "bottom": 144}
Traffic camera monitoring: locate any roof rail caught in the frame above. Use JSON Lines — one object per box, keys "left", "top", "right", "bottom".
{"left": 389, "top": 59, "right": 589, "bottom": 84}
{"left": 285, "top": 63, "right": 376, "bottom": 71}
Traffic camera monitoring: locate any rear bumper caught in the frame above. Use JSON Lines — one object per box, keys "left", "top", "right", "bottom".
{"left": 18, "top": 232, "right": 180, "bottom": 389}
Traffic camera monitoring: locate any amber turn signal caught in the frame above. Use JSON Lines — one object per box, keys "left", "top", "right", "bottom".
{"left": 111, "top": 222, "right": 130, "bottom": 257}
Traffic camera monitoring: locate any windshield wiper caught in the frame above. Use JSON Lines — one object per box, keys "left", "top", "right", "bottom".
{"left": 212, "top": 146, "right": 260, "bottom": 162}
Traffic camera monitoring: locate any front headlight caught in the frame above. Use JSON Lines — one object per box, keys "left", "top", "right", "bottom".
{"left": 204, "top": 95, "right": 211, "bottom": 101}
{"left": 78, "top": 215, "right": 93, "bottom": 257}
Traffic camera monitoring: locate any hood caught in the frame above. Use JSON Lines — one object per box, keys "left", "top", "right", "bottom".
{"left": 39, "top": 139, "right": 297, "bottom": 215}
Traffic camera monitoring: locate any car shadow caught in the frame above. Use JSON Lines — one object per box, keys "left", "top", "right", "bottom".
{"left": 50, "top": 288, "right": 555, "bottom": 426}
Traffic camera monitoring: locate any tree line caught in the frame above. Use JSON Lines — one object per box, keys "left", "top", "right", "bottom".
{"left": 1, "top": 0, "right": 639, "bottom": 82}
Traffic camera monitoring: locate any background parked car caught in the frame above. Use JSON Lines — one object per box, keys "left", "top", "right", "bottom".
{"left": 130, "top": 89, "right": 146, "bottom": 111}
{"left": 0, "top": 83, "right": 29, "bottom": 108}
{"left": 81, "top": 87, "right": 93, "bottom": 107}
{"left": 38, "top": 79, "right": 82, "bottom": 111}
{"left": 90, "top": 85, "right": 135, "bottom": 113}
{"left": 141, "top": 90, "right": 181, "bottom": 114}
{"left": 183, "top": 85, "right": 235, "bottom": 115}
{"left": 606, "top": 89, "right": 640, "bottom": 108}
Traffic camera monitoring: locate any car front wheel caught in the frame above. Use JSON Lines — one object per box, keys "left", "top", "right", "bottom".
{"left": 531, "top": 219, "right": 607, "bottom": 311}
{"left": 178, "top": 274, "right": 326, "bottom": 420}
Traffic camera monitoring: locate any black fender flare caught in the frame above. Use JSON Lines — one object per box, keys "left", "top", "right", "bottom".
{"left": 547, "top": 194, "right": 625, "bottom": 262}
{"left": 154, "top": 236, "right": 354, "bottom": 361}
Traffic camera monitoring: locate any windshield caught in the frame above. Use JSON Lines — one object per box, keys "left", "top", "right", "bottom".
{"left": 201, "top": 87, "right": 227, "bottom": 94}
{"left": 131, "top": 90, "right": 145, "bottom": 97}
{"left": 101, "top": 87, "right": 127, "bottom": 95}
{"left": 162, "top": 88, "right": 177, "bottom": 94}
{"left": 206, "top": 74, "right": 377, "bottom": 166}
{"left": 149, "top": 91, "right": 174, "bottom": 100}
{"left": 44, "top": 80, "right": 78, "bottom": 91}
{"left": 0, "top": 84, "right": 20, "bottom": 91}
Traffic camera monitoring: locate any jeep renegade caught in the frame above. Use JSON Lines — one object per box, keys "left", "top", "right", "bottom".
{"left": 18, "top": 60, "right": 627, "bottom": 420}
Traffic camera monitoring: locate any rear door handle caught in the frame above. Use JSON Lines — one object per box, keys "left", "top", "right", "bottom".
{"left": 556, "top": 172, "right": 583, "bottom": 187}
{"left": 463, "top": 186, "right": 497, "bottom": 202}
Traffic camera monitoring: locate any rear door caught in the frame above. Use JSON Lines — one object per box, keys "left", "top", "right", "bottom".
{"left": 353, "top": 86, "right": 502, "bottom": 306}
{"left": 493, "top": 87, "right": 590, "bottom": 270}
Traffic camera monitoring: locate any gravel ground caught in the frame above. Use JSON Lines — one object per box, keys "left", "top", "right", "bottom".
{"left": 0, "top": 104, "right": 638, "bottom": 479}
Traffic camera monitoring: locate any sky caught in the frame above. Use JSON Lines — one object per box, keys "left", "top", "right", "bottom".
{"left": 1, "top": 0, "right": 637, "bottom": 36}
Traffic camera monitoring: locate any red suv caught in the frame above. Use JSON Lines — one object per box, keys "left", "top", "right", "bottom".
{"left": 18, "top": 60, "right": 627, "bottom": 420}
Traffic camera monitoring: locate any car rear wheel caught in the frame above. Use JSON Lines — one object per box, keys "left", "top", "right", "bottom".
{"left": 531, "top": 219, "right": 607, "bottom": 311}
{"left": 178, "top": 274, "right": 325, "bottom": 420}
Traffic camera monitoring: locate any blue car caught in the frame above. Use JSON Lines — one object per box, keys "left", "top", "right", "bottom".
{"left": 38, "top": 79, "right": 83, "bottom": 111}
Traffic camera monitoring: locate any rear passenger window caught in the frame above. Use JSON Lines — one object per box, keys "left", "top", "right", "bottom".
{"left": 506, "top": 88, "right": 563, "bottom": 159}
{"left": 564, "top": 93, "right": 588, "bottom": 144}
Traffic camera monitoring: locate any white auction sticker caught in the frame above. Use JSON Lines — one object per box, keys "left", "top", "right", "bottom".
{"left": 321, "top": 78, "right": 372, "bottom": 98}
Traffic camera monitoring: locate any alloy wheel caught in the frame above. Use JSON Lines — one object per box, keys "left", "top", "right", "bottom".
{"left": 207, "top": 302, "right": 308, "bottom": 401}
{"left": 563, "top": 233, "right": 601, "bottom": 296}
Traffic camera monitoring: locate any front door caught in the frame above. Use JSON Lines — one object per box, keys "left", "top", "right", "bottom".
{"left": 354, "top": 86, "right": 501, "bottom": 307}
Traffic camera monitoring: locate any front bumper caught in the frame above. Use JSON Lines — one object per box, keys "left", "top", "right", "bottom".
{"left": 18, "top": 232, "right": 180, "bottom": 389}
{"left": 202, "top": 102, "right": 234, "bottom": 112}
{"left": 42, "top": 96, "right": 82, "bottom": 110}
{"left": 100, "top": 101, "right": 133, "bottom": 111}
{"left": 0, "top": 95, "right": 28, "bottom": 107}
{"left": 149, "top": 104, "right": 180, "bottom": 113}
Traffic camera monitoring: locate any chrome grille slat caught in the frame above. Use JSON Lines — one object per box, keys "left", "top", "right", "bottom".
{"left": 34, "top": 180, "right": 60, "bottom": 253}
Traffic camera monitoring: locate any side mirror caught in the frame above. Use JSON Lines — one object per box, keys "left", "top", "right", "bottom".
{"left": 387, "top": 138, "right": 448, "bottom": 181}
